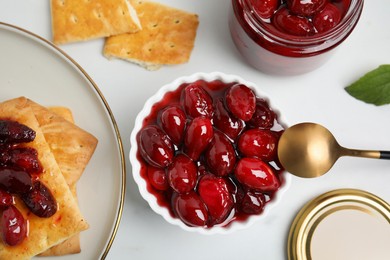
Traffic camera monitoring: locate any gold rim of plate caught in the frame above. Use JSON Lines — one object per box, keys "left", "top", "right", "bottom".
{"left": 287, "top": 188, "right": 390, "bottom": 260}
{"left": 0, "top": 22, "right": 126, "bottom": 260}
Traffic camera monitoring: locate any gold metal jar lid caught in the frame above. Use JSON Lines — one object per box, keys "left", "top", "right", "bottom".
{"left": 288, "top": 189, "right": 390, "bottom": 260}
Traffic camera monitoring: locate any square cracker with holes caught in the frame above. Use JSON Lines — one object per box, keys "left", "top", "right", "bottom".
{"left": 103, "top": 0, "right": 199, "bottom": 70}
{"left": 0, "top": 97, "right": 89, "bottom": 259}
{"left": 50, "top": 0, "right": 141, "bottom": 44}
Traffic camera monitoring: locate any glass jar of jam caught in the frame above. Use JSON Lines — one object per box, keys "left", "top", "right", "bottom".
{"left": 229, "top": 0, "right": 364, "bottom": 75}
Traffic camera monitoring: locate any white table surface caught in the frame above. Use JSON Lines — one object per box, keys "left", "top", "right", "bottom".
{"left": 1, "top": 1, "right": 389, "bottom": 259}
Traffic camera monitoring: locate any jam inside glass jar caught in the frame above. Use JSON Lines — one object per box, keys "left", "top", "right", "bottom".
{"left": 229, "top": 0, "right": 364, "bottom": 75}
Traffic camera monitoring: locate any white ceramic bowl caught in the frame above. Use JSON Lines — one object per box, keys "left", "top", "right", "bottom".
{"left": 129, "top": 72, "right": 291, "bottom": 235}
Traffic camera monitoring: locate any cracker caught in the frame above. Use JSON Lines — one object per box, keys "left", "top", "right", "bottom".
{"left": 50, "top": 0, "right": 141, "bottom": 44}
{"left": 39, "top": 185, "right": 81, "bottom": 256}
{"left": 47, "top": 106, "right": 74, "bottom": 122}
{"left": 31, "top": 104, "right": 98, "bottom": 256}
{"left": 39, "top": 232, "right": 80, "bottom": 256}
{"left": 39, "top": 107, "right": 87, "bottom": 256}
{"left": 0, "top": 97, "right": 88, "bottom": 260}
{"left": 28, "top": 101, "right": 98, "bottom": 187}
{"left": 104, "top": 0, "right": 199, "bottom": 70}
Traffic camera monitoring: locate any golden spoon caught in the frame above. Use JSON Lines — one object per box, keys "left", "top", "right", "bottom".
{"left": 277, "top": 122, "right": 390, "bottom": 178}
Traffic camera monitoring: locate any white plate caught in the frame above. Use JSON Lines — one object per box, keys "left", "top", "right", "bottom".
{"left": 0, "top": 23, "right": 126, "bottom": 260}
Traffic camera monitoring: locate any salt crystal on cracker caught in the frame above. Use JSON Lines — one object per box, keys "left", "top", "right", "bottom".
{"left": 103, "top": 0, "right": 199, "bottom": 70}
{"left": 50, "top": 0, "right": 141, "bottom": 45}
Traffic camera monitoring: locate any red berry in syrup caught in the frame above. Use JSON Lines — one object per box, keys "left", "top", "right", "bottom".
{"left": 21, "top": 181, "right": 57, "bottom": 218}
{"left": 147, "top": 165, "right": 169, "bottom": 191}
{"left": 203, "top": 80, "right": 227, "bottom": 90}
{"left": 313, "top": 3, "right": 341, "bottom": 33}
{"left": 167, "top": 154, "right": 197, "bottom": 194}
{"left": 235, "top": 157, "right": 280, "bottom": 192}
{"left": 332, "top": 0, "right": 351, "bottom": 16}
{"left": 172, "top": 191, "right": 208, "bottom": 227}
{"left": 250, "top": 0, "right": 280, "bottom": 19}
{"left": 240, "top": 190, "right": 266, "bottom": 214}
{"left": 0, "top": 167, "right": 32, "bottom": 194}
{"left": 213, "top": 98, "right": 244, "bottom": 140}
{"left": 205, "top": 131, "right": 236, "bottom": 177}
{"left": 1, "top": 205, "right": 27, "bottom": 246}
{"left": 197, "top": 162, "right": 209, "bottom": 177}
{"left": 225, "top": 176, "right": 245, "bottom": 206}
{"left": 273, "top": 7, "right": 315, "bottom": 36}
{"left": 0, "top": 119, "right": 36, "bottom": 144}
{"left": 248, "top": 99, "right": 276, "bottom": 129}
{"left": 225, "top": 84, "right": 256, "bottom": 122}
{"left": 0, "top": 189, "right": 14, "bottom": 208}
{"left": 226, "top": 179, "right": 245, "bottom": 211}
{"left": 238, "top": 129, "right": 278, "bottom": 161}
{"left": 0, "top": 148, "right": 11, "bottom": 166}
{"left": 139, "top": 125, "right": 174, "bottom": 168}
{"left": 8, "top": 147, "right": 43, "bottom": 174}
{"left": 198, "top": 174, "right": 234, "bottom": 225}
{"left": 184, "top": 117, "right": 213, "bottom": 161}
{"left": 287, "top": 0, "right": 327, "bottom": 16}
{"left": 159, "top": 106, "right": 186, "bottom": 145}
{"left": 181, "top": 83, "right": 214, "bottom": 119}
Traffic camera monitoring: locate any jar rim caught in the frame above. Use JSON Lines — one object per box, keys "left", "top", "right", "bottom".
{"left": 241, "top": 0, "right": 364, "bottom": 47}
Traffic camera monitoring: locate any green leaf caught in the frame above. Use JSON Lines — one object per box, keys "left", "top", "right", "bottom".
{"left": 345, "top": 64, "right": 390, "bottom": 106}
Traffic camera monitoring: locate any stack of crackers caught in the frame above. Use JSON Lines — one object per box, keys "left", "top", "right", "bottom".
{"left": 0, "top": 97, "right": 97, "bottom": 259}
{"left": 50, "top": 0, "right": 199, "bottom": 70}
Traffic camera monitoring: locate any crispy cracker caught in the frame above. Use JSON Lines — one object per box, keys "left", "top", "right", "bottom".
{"left": 39, "top": 107, "right": 89, "bottom": 256}
{"left": 47, "top": 106, "right": 74, "bottom": 122}
{"left": 39, "top": 186, "right": 81, "bottom": 256}
{"left": 50, "top": 0, "right": 141, "bottom": 44}
{"left": 104, "top": 0, "right": 199, "bottom": 70}
{"left": 28, "top": 101, "right": 98, "bottom": 187}
{"left": 0, "top": 97, "right": 88, "bottom": 260}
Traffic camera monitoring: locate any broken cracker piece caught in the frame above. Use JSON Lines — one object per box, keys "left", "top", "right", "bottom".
{"left": 104, "top": 0, "right": 199, "bottom": 70}
{"left": 50, "top": 0, "right": 141, "bottom": 44}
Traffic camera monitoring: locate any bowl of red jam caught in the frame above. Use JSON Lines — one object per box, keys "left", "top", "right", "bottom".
{"left": 229, "top": 0, "right": 364, "bottom": 75}
{"left": 129, "top": 72, "right": 291, "bottom": 234}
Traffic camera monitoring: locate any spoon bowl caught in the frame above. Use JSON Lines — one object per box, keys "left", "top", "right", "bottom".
{"left": 278, "top": 122, "right": 390, "bottom": 178}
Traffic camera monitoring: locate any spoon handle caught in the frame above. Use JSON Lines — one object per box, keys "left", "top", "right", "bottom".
{"left": 341, "top": 148, "right": 390, "bottom": 160}
{"left": 380, "top": 151, "right": 390, "bottom": 159}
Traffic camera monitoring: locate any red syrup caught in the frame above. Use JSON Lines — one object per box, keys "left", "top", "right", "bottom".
{"left": 136, "top": 79, "right": 286, "bottom": 228}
